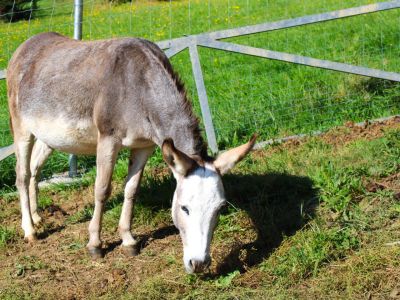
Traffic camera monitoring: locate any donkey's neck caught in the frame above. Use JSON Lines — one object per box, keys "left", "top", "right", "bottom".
{"left": 170, "top": 119, "right": 206, "bottom": 159}
{"left": 149, "top": 102, "right": 207, "bottom": 158}
{"left": 144, "top": 47, "right": 208, "bottom": 159}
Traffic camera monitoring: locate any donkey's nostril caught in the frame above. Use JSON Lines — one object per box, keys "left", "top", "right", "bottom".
{"left": 189, "top": 259, "right": 209, "bottom": 273}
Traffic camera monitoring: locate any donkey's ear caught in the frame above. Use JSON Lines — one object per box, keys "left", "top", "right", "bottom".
{"left": 162, "top": 139, "right": 197, "bottom": 177}
{"left": 213, "top": 134, "right": 257, "bottom": 175}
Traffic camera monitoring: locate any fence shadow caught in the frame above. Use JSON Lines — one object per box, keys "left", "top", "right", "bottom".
{"left": 213, "top": 172, "right": 319, "bottom": 276}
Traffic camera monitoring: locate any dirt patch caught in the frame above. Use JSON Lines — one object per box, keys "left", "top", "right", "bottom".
{"left": 365, "top": 172, "right": 400, "bottom": 193}
{"left": 0, "top": 182, "right": 183, "bottom": 299}
{"left": 0, "top": 216, "right": 183, "bottom": 299}
{"left": 320, "top": 116, "right": 400, "bottom": 147}
{"left": 252, "top": 116, "right": 400, "bottom": 159}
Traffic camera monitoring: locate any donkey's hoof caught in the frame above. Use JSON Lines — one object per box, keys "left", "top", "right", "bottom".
{"left": 122, "top": 245, "right": 139, "bottom": 257}
{"left": 32, "top": 214, "right": 42, "bottom": 225}
{"left": 88, "top": 247, "right": 104, "bottom": 259}
{"left": 24, "top": 234, "right": 37, "bottom": 244}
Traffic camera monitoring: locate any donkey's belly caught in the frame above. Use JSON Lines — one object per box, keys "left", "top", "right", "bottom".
{"left": 25, "top": 116, "right": 98, "bottom": 155}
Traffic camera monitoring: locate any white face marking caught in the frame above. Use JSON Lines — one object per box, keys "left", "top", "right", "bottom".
{"left": 171, "top": 163, "right": 226, "bottom": 273}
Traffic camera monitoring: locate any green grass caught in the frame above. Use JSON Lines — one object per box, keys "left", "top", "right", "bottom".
{"left": 1, "top": 0, "right": 400, "bottom": 189}
{"left": 0, "top": 225, "right": 16, "bottom": 247}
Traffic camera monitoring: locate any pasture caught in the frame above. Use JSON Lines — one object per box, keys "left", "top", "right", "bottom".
{"left": 0, "top": 119, "right": 399, "bottom": 299}
{"left": 0, "top": 0, "right": 399, "bottom": 298}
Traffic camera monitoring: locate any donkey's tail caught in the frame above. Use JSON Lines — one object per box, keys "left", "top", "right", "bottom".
{"left": 9, "top": 117, "right": 14, "bottom": 137}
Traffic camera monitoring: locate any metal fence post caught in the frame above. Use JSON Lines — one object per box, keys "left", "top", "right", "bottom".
{"left": 189, "top": 43, "right": 218, "bottom": 154}
{"left": 74, "top": 0, "right": 83, "bottom": 40}
{"left": 69, "top": 0, "right": 83, "bottom": 177}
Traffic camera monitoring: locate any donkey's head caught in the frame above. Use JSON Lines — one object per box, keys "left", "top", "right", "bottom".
{"left": 162, "top": 135, "right": 257, "bottom": 273}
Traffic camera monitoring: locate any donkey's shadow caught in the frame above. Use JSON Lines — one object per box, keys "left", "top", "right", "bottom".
{"left": 214, "top": 172, "right": 318, "bottom": 275}
{"left": 132, "top": 170, "right": 318, "bottom": 275}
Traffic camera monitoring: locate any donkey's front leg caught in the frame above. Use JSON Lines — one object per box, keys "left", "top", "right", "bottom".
{"left": 119, "top": 146, "right": 154, "bottom": 256}
{"left": 87, "top": 136, "right": 120, "bottom": 259}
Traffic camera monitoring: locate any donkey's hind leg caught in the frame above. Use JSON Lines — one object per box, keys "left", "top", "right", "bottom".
{"left": 13, "top": 127, "right": 35, "bottom": 242}
{"left": 119, "top": 146, "right": 154, "bottom": 256}
{"left": 29, "top": 140, "right": 53, "bottom": 225}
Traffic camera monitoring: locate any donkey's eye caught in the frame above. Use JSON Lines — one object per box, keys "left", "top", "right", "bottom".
{"left": 181, "top": 206, "right": 189, "bottom": 215}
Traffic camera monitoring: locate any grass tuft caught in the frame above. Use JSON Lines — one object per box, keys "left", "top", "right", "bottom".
{"left": 0, "top": 225, "right": 16, "bottom": 247}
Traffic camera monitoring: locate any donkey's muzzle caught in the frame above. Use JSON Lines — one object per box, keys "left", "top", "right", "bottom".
{"left": 188, "top": 257, "right": 211, "bottom": 273}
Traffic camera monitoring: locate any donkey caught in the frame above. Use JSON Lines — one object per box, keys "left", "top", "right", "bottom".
{"left": 7, "top": 32, "right": 256, "bottom": 273}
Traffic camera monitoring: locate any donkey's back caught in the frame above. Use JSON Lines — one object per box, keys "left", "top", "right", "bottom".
{"left": 8, "top": 32, "right": 171, "bottom": 154}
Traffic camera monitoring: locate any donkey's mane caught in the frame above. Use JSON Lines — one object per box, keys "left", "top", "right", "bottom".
{"left": 147, "top": 41, "right": 211, "bottom": 160}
